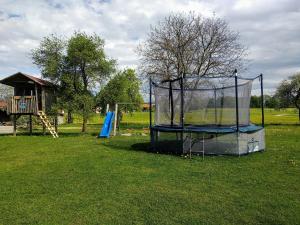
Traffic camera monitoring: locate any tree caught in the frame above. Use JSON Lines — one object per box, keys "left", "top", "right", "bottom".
{"left": 265, "top": 95, "right": 279, "bottom": 109}
{"left": 32, "top": 32, "right": 115, "bottom": 132}
{"left": 66, "top": 32, "right": 115, "bottom": 132}
{"left": 0, "top": 84, "right": 14, "bottom": 100}
{"left": 137, "top": 12, "right": 246, "bottom": 81}
{"left": 275, "top": 73, "right": 300, "bottom": 120}
{"left": 96, "top": 69, "right": 143, "bottom": 113}
{"left": 31, "top": 34, "right": 65, "bottom": 84}
{"left": 250, "top": 96, "right": 260, "bottom": 108}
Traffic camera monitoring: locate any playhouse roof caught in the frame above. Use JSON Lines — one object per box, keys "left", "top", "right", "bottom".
{"left": 0, "top": 72, "right": 54, "bottom": 87}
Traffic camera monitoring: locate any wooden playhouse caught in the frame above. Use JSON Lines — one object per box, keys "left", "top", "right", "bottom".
{"left": 0, "top": 72, "right": 58, "bottom": 137}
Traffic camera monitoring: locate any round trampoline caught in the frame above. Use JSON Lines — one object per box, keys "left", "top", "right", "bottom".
{"left": 149, "top": 71, "right": 265, "bottom": 156}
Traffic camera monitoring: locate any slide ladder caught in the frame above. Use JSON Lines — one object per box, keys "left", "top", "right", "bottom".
{"left": 99, "top": 111, "right": 114, "bottom": 138}
{"left": 37, "top": 111, "right": 59, "bottom": 138}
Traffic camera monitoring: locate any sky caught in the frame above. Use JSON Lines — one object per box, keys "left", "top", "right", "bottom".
{"left": 0, "top": 0, "right": 300, "bottom": 94}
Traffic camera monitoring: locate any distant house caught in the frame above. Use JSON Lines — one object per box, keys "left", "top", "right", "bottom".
{"left": 142, "top": 103, "right": 155, "bottom": 111}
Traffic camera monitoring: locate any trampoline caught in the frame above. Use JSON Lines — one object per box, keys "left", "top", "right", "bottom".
{"left": 149, "top": 71, "right": 265, "bottom": 156}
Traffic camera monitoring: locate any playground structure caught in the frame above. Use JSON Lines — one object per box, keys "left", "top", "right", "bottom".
{"left": 0, "top": 72, "right": 58, "bottom": 137}
{"left": 98, "top": 111, "right": 115, "bottom": 138}
{"left": 98, "top": 102, "right": 147, "bottom": 138}
{"left": 149, "top": 71, "right": 265, "bottom": 156}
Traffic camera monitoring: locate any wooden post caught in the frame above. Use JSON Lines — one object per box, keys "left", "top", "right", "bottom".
{"left": 29, "top": 114, "right": 32, "bottom": 135}
{"left": 54, "top": 116, "right": 58, "bottom": 133}
{"left": 106, "top": 104, "right": 109, "bottom": 113}
{"left": 13, "top": 114, "right": 16, "bottom": 136}
{"left": 41, "top": 87, "right": 46, "bottom": 112}
{"left": 35, "top": 84, "right": 38, "bottom": 114}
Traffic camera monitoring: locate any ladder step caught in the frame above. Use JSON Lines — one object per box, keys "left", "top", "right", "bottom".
{"left": 38, "top": 111, "right": 58, "bottom": 138}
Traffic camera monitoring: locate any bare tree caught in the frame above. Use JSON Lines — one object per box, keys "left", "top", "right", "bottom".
{"left": 138, "top": 13, "right": 246, "bottom": 81}
{"left": 0, "top": 84, "right": 13, "bottom": 100}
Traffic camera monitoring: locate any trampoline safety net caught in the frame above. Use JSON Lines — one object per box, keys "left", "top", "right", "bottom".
{"left": 150, "top": 75, "right": 265, "bottom": 156}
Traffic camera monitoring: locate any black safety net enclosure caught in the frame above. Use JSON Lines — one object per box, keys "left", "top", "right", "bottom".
{"left": 149, "top": 72, "right": 265, "bottom": 156}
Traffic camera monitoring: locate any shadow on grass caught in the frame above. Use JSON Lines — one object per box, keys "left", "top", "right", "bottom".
{"left": 101, "top": 139, "right": 186, "bottom": 157}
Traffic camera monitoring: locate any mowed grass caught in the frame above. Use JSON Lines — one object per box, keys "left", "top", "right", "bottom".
{"left": 0, "top": 109, "right": 299, "bottom": 224}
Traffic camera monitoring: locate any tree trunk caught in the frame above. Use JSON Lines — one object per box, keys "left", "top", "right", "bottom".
{"left": 67, "top": 110, "right": 73, "bottom": 124}
{"left": 298, "top": 108, "right": 300, "bottom": 122}
{"left": 82, "top": 114, "right": 87, "bottom": 132}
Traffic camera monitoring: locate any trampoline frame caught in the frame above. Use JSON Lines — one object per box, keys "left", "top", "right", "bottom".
{"left": 149, "top": 70, "right": 265, "bottom": 156}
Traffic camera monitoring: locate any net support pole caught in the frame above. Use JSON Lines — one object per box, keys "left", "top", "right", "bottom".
{"left": 149, "top": 78, "right": 154, "bottom": 149}
{"left": 180, "top": 75, "right": 184, "bottom": 128}
{"left": 214, "top": 89, "right": 217, "bottom": 124}
{"left": 113, "top": 103, "right": 118, "bottom": 136}
{"left": 234, "top": 69, "right": 239, "bottom": 131}
{"left": 180, "top": 75, "right": 184, "bottom": 154}
{"left": 149, "top": 78, "right": 152, "bottom": 128}
{"left": 260, "top": 74, "right": 265, "bottom": 127}
{"left": 234, "top": 69, "right": 240, "bottom": 155}
{"left": 169, "top": 82, "right": 174, "bottom": 126}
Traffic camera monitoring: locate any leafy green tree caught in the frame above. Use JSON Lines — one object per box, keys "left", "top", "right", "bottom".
{"left": 32, "top": 32, "right": 115, "bottom": 132}
{"left": 275, "top": 73, "right": 300, "bottom": 120}
{"left": 265, "top": 95, "right": 279, "bottom": 109}
{"left": 66, "top": 32, "right": 115, "bottom": 132}
{"left": 250, "top": 96, "right": 260, "bottom": 108}
{"left": 32, "top": 34, "right": 65, "bottom": 84}
{"left": 97, "top": 69, "right": 143, "bottom": 113}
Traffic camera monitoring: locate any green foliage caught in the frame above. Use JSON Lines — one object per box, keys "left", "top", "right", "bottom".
{"left": 97, "top": 69, "right": 144, "bottom": 113}
{"left": 32, "top": 32, "right": 116, "bottom": 131}
{"left": 275, "top": 73, "right": 300, "bottom": 120}
{"left": 67, "top": 32, "right": 116, "bottom": 90}
{"left": 31, "top": 34, "right": 65, "bottom": 84}
{"left": 250, "top": 95, "right": 279, "bottom": 108}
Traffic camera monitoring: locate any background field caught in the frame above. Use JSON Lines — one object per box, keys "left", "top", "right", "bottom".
{"left": 0, "top": 108, "right": 299, "bottom": 225}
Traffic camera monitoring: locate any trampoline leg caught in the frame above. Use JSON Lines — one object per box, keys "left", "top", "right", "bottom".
{"left": 189, "top": 132, "right": 192, "bottom": 159}
{"left": 202, "top": 134, "right": 205, "bottom": 160}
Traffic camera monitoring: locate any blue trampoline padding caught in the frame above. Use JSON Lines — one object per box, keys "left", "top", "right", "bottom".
{"left": 239, "top": 124, "right": 263, "bottom": 133}
{"left": 151, "top": 124, "right": 263, "bottom": 133}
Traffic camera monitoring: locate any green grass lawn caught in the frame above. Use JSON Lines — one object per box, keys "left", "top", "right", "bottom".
{"left": 0, "top": 109, "right": 299, "bottom": 224}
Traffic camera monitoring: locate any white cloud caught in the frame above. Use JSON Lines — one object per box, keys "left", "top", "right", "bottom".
{"left": 0, "top": 0, "right": 299, "bottom": 92}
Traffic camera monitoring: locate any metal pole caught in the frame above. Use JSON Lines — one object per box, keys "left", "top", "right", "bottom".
{"left": 149, "top": 78, "right": 154, "bottom": 150}
{"left": 113, "top": 103, "right": 118, "bottom": 136}
{"left": 180, "top": 75, "right": 184, "bottom": 154}
{"left": 149, "top": 78, "right": 152, "bottom": 128}
{"left": 260, "top": 74, "right": 265, "bottom": 127}
{"left": 202, "top": 134, "right": 204, "bottom": 160}
{"left": 169, "top": 82, "right": 174, "bottom": 126}
{"left": 180, "top": 75, "right": 184, "bottom": 128}
{"left": 214, "top": 89, "right": 217, "bottom": 125}
{"left": 234, "top": 69, "right": 239, "bottom": 131}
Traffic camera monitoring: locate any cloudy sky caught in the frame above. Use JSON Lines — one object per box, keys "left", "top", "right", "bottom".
{"left": 0, "top": 0, "right": 299, "bottom": 93}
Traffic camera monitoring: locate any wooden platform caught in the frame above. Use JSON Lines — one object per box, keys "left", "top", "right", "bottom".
{"left": 0, "top": 126, "right": 14, "bottom": 134}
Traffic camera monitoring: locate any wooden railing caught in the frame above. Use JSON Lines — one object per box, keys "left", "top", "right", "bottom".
{"left": 6, "top": 96, "right": 38, "bottom": 114}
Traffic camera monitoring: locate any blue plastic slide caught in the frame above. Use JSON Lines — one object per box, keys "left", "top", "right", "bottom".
{"left": 99, "top": 111, "right": 115, "bottom": 138}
